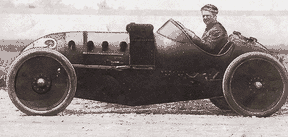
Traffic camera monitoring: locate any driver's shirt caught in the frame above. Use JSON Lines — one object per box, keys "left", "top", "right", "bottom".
{"left": 191, "top": 22, "right": 228, "bottom": 54}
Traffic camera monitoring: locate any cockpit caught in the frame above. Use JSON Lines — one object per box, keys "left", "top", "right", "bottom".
{"left": 157, "top": 19, "right": 233, "bottom": 55}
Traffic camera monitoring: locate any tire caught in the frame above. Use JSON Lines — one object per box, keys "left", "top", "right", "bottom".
{"left": 7, "top": 48, "right": 77, "bottom": 115}
{"left": 223, "top": 52, "right": 288, "bottom": 117}
{"left": 210, "top": 97, "right": 231, "bottom": 110}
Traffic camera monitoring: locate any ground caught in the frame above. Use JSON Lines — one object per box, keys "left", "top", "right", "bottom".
{"left": 1, "top": 88, "right": 288, "bottom": 136}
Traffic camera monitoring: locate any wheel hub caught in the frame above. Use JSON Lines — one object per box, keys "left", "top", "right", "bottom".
{"left": 249, "top": 77, "right": 264, "bottom": 91}
{"left": 254, "top": 81, "right": 263, "bottom": 89}
{"left": 37, "top": 78, "right": 46, "bottom": 87}
{"left": 32, "top": 74, "right": 51, "bottom": 94}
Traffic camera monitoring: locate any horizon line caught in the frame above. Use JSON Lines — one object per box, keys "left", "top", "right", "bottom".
{"left": 1, "top": 8, "right": 288, "bottom": 16}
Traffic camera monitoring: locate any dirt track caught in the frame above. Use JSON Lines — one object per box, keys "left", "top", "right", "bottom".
{"left": 1, "top": 89, "right": 288, "bottom": 137}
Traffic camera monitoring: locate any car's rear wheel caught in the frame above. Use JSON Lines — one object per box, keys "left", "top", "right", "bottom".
{"left": 210, "top": 97, "right": 231, "bottom": 110}
{"left": 7, "top": 48, "right": 77, "bottom": 115}
{"left": 223, "top": 52, "right": 288, "bottom": 117}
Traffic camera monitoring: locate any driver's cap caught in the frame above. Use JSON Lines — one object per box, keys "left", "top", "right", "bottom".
{"left": 201, "top": 4, "right": 218, "bottom": 14}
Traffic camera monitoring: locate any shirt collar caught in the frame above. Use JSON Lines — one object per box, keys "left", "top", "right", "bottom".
{"left": 206, "top": 21, "right": 218, "bottom": 31}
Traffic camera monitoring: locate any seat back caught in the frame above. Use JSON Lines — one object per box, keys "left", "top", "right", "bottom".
{"left": 126, "top": 23, "right": 155, "bottom": 65}
{"left": 218, "top": 41, "right": 233, "bottom": 55}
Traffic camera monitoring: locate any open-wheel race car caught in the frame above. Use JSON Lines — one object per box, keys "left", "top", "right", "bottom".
{"left": 5, "top": 18, "right": 288, "bottom": 117}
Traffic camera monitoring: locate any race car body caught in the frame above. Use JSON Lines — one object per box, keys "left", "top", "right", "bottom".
{"left": 6, "top": 19, "right": 287, "bottom": 117}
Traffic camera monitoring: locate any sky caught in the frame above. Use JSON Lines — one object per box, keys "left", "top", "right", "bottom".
{"left": 1, "top": 0, "right": 288, "bottom": 47}
{"left": 2, "top": 0, "right": 287, "bottom": 11}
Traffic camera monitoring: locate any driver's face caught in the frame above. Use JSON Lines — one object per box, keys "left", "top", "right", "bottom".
{"left": 201, "top": 10, "right": 216, "bottom": 25}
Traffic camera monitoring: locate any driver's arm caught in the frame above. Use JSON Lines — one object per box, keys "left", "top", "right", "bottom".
{"left": 188, "top": 27, "right": 226, "bottom": 53}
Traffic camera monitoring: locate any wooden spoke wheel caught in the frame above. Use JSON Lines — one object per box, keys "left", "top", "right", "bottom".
{"left": 7, "top": 48, "right": 77, "bottom": 115}
{"left": 223, "top": 52, "right": 288, "bottom": 117}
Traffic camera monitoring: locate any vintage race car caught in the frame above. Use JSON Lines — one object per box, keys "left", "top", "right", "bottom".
{"left": 5, "top": 18, "right": 288, "bottom": 117}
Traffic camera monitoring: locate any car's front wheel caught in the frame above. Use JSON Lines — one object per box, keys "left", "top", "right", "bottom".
{"left": 223, "top": 52, "right": 288, "bottom": 117}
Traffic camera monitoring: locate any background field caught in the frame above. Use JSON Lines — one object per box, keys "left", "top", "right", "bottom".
{"left": 0, "top": 40, "right": 33, "bottom": 68}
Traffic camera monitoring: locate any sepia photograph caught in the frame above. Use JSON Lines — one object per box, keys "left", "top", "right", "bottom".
{"left": 0, "top": 0, "right": 288, "bottom": 136}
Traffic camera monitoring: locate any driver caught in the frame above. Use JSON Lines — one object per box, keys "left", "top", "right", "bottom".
{"left": 188, "top": 4, "right": 228, "bottom": 54}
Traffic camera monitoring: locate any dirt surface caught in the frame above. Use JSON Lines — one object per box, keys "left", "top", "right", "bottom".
{"left": 1, "top": 89, "right": 288, "bottom": 137}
